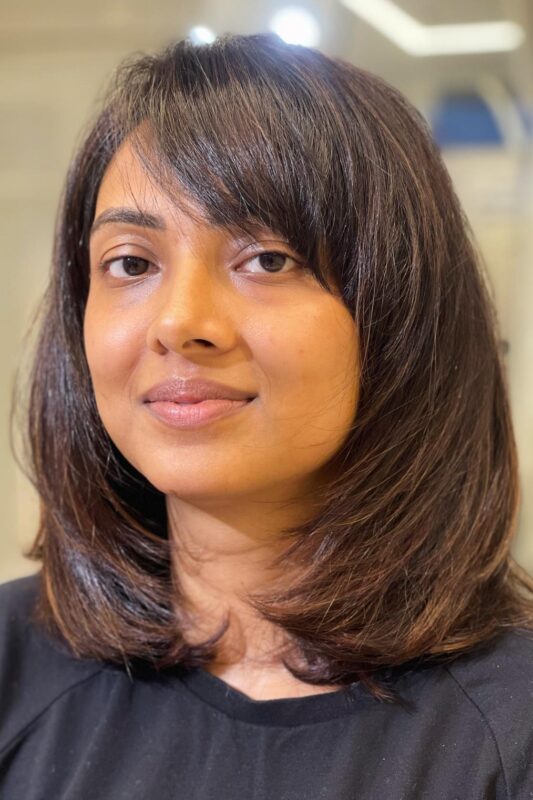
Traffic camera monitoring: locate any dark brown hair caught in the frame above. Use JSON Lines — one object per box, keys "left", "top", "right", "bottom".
{"left": 13, "top": 32, "right": 533, "bottom": 703}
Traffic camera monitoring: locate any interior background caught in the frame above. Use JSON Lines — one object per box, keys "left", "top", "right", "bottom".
{"left": 1, "top": 0, "right": 532, "bottom": 582}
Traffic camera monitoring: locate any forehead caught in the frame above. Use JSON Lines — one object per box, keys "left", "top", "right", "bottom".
{"left": 94, "top": 137, "right": 208, "bottom": 227}
{"left": 92, "top": 138, "right": 286, "bottom": 251}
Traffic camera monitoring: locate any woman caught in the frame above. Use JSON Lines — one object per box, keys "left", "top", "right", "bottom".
{"left": 1, "top": 31, "right": 532, "bottom": 799}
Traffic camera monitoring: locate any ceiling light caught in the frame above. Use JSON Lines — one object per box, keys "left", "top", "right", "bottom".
{"left": 338, "top": 0, "right": 525, "bottom": 55}
{"left": 269, "top": 6, "right": 320, "bottom": 47}
{"left": 188, "top": 25, "right": 216, "bottom": 45}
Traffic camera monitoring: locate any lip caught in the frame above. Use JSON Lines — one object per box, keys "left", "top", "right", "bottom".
{"left": 142, "top": 377, "right": 257, "bottom": 404}
{"left": 145, "top": 397, "right": 255, "bottom": 429}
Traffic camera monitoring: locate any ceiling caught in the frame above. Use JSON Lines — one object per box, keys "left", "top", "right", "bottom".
{"left": 0, "top": 0, "right": 531, "bottom": 106}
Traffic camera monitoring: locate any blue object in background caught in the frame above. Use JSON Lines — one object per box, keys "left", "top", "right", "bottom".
{"left": 431, "top": 92, "right": 503, "bottom": 147}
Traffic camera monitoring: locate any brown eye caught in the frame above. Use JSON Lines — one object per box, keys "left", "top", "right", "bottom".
{"left": 104, "top": 255, "right": 151, "bottom": 278}
{"left": 96, "top": 256, "right": 151, "bottom": 278}
{"left": 243, "top": 251, "right": 299, "bottom": 275}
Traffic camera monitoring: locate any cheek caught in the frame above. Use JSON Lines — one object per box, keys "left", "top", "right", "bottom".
{"left": 255, "top": 303, "right": 359, "bottom": 445}
{"left": 263, "top": 304, "right": 358, "bottom": 398}
{"left": 83, "top": 298, "right": 141, "bottom": 394}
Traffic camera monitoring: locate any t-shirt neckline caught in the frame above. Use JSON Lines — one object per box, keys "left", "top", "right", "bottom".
{"left": 177, "top": 665, "right": 365, "bottom": 726}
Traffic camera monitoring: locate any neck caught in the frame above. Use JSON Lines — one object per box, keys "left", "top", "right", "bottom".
{"left": 165, "top": 493, "right": 343, "bottom": 700}
{"left": 166, "top": 493, "right": 301, "bottom": 667}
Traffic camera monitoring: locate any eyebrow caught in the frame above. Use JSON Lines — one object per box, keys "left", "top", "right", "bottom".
{"left": 89, "top": 207, "right": 167, "bottom": 239}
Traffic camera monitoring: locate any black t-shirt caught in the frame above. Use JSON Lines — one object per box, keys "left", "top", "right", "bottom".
{"left": 1, "top": 572, "right": 533, "bottom": 799}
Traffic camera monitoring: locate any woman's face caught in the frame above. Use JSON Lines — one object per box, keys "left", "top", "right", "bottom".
{"left": 84, "top": 137, "right": 360, "bottom": 506}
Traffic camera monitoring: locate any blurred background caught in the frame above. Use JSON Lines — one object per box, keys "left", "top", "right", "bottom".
{"left": 1, "top": 0, "right": 532, "bottom": 582}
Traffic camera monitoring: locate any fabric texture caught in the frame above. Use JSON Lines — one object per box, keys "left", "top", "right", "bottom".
{"left": 1, "top": 572, "right": 532, "bottom": 799}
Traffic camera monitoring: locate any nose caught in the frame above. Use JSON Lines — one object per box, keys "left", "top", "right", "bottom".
{"left": 145, "top": 255, "right": 235, "bottom": 355}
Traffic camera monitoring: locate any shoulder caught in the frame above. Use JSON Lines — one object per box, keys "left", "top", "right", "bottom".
{"left": 0, "top": 572, "right": 104, "bottom": 756}
{"left": 433, "top": 629, "right": 533, "bottom": 798}
{"left": 376, "top": 629, "right": 533, "bottom": 798}
{"left": 442, "top": 628, "right": 533, "bottom": 731}
{"left": 0, "top": 571, "right": 45, "bottom": 636}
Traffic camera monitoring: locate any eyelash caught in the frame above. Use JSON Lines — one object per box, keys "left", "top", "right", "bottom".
{"left": 97, "top": 250, "right": 303, "bottom": 280}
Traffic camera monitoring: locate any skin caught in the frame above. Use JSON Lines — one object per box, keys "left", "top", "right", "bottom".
{"left": 84, "top": 136, "right": 360, "bottom": 700}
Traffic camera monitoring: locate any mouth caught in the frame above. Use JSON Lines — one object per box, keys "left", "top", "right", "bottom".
{"left": 156, "top": 398, "right": 256, "bottom": 404}
{"left": 145, "top": 396, "right": 256, "bottom": 429}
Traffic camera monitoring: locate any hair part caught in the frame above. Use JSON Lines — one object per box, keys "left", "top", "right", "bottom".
{"left": 13, "top": 32, "right": 533, "bottom": 703}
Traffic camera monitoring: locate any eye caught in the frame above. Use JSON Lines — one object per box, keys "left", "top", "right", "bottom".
{"left": 97, "top": 250, "right": 304, "bottom": 280}
{"left": 100, "top": 255, "right": 152, "bottom": 278}
{"left": 241, "top": 250, "right": 300, "bottom": 275}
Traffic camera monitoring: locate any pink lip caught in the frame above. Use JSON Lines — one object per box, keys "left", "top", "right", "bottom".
{"left": 145, "top": 397, "right": 255, "bottom": 429}
{"left": 143, "top": 377, "right": 256, "bottom": 404}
